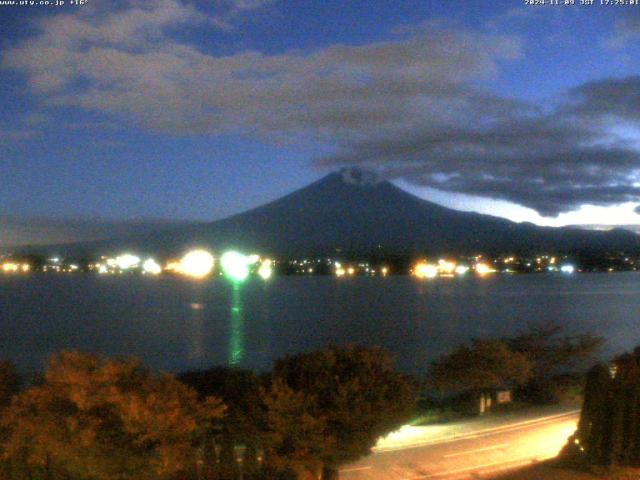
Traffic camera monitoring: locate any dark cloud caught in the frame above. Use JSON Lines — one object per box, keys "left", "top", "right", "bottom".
{"left": 318, "top": 78, "right": 640, "bottom": 216}
{"left": 568, "top": 76, "right": 640, "bottom": 121}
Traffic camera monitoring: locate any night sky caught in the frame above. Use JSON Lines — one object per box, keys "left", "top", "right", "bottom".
{"left": 1, "top": 0, "right": 640, "bottom": 244}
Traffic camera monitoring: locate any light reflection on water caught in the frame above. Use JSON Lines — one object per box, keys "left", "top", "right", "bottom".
{"left": 228, "top": 282, "right": 244, "bottom": 366}
{"left": 187, "top": 300, "right": 206, "bottom": 362}
{"left": 0, "top": 273, "right": 639, "bottom": 374}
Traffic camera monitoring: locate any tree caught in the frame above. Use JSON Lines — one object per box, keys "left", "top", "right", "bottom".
{"left": 263, "top": 345, "right": 416, "bottom": 479}
{"left": 507, "top": 325, "right": 604, "bottom": 404}
{"left": 0, "top": 361, "right": 21, "bottom": 407}
{"left": 262, "top": 378, "right": 329, "bottom": 480}
{"left": 577, "top": 364, "right": 612, "bottom": 464}
{"left": 575, "top": 346, "right": 640, "bottom": 467}
{"left": 507, "top": 325, "right": 604, "bottom": 377}
{"left": 428, "top": 339, "right": 532, "bottom": 413}
{"left": 0, "top": 351, "right": 224, "bottom": 480}
{"left": 179, "top": 367, "right": 265, "bottom": 479}
{"left": 179, "top": 367, "right": 264, "bottom": 439}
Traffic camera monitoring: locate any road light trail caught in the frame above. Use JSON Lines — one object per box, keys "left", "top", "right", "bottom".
{"left": 340, "top": 466, "right": 373, "bottom": 473}
{"left": 373, "top": 409, "right": 579, "bottom": 453}
{"left": 340, "top": 408, "right": 579, "bottom": 479}
{"left": 442, "top": 443, "right": 508, "bottom": 458}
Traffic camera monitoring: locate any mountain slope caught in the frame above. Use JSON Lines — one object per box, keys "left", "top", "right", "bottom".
{"left": 26, "top": 170, "right": 640, "bottom": 257}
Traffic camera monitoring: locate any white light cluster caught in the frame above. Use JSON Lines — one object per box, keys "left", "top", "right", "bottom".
{"left": 179, "top": 250, "right": 215, "bottom": 279}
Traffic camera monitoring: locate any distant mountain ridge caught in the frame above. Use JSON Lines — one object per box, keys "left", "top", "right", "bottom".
{"left": 0, "top": 217, "right": 200, "bottom": 249}
{"left": 17, "top": 169, "right": 640, "bottom": 257}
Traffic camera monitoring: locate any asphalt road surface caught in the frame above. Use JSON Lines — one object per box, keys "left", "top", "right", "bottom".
{"left": 339, "top": 408, "right": 580, "bottom": 480}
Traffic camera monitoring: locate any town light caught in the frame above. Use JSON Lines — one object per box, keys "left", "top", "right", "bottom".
{"left": 115, "top": 254, "right": 141, "bottom": 270}
{"left": 2, "top": 263, "right": 19, "bottom": 273}
{"left": 258, "top": 259, "right": 273, "bottom": 280}
{"left": 438, "top": 259, "right": 456, "bottom": 275}
{"left": 142, "top": 258, "right": 162, "bottom": 275}
{"left": 455, "top": 265, "right": 469, "bottom": 275}
{"left": 475, "top": 262, "right": 496, "bottom": 275}
{"left": 560, "top": 264, "right": 575, "bottom": 274}
{"left": 180, "top": 250, "right": 215, "bottom": 279}
{"left": 414, "top": 262, "right": 438, "bottom": 279}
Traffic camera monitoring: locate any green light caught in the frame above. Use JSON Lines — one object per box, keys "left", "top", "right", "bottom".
{"left": 220, "top": 251, "right": 250, "bottom": 282}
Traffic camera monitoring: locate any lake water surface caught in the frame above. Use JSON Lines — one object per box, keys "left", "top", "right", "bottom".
{"left": 1, "top": 273, "right": 639, "bottom": 375}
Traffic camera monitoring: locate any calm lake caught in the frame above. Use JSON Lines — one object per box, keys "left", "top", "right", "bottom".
{"left": 1, "top": 273, "right": 639, "bottom": 375}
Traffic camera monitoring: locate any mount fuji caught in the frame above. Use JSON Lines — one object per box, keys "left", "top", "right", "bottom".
{"left": 24, "top": 169, "right": 640, "bottom": 257}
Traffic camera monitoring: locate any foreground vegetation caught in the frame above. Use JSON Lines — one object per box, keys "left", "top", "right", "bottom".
{"left": 425, "top": 325, "right": 602, "bottom": 417}
{"left": 0, "top": 346, "right": 415, "bottom": 480}
{"left": 568, "top": 346, "right": 640, "bottom": 469}
{"left": 0, "top": 326, "right": 609, "bottom": 480}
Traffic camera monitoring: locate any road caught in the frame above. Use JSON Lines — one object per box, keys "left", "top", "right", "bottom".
{"left": 339, "top": 408, "right": 580, "bottom": 480}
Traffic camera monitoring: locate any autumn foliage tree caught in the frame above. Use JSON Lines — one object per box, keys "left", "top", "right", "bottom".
{"left": 0, "top": 361, "right": 21, "bottom": 407}
{"left": 261, "top": 378, "right": 330, "bottom": 479}
{"left": 0, "top": 351, "right": 224, "bottom": 480}
{"left": 262, "top": 345, "right": 416, "bottom": 480}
